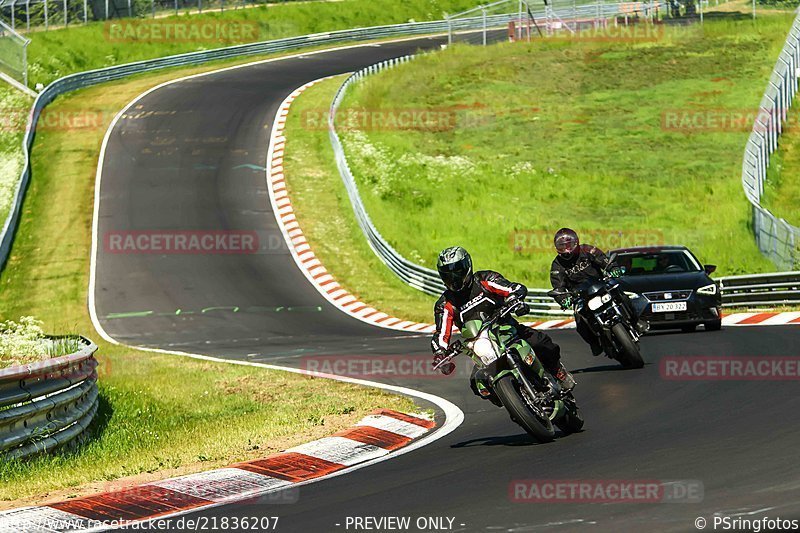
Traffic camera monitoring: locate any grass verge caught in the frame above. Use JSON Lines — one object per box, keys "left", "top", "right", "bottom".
{"left": 3, "top": 0, "right": 476, "bottom": 220}
{"left": 283, "top": 76, "right": 434, "bottom": 324}
{"left": 25, "top": 0, "right": 479, "bottom": 86}
{"left": 0, "top": 87, "right": 32, "bottom": 223}
{"left": 337, "top": 11, "right": 792, "bottom": 292}
{"left": 763, "top": 100, "right": 800, "bottom": 227}
{"left": 0, "top": 56, "right": 415, "bottom": 505}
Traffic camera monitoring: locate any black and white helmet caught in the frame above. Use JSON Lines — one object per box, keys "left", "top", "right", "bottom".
{"left": 437, "top": 246, "right": 473, "bottom": 292}
{"left": 554, "top": 228, "right": 580, "bottom": 259}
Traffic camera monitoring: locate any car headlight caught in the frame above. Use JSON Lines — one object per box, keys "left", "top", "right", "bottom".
{"left": 588, "top": 293, "right": 612, "bottom": 311}
{"left": 624, "top": 291, "right": 640, "bottom": 300}
{"left": 697, "top": 283, "right": 717, "bottom": 295}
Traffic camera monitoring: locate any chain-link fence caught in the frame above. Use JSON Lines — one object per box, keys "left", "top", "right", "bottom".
{"left": 741, "top": 10, "right": 800, "bottom": 270}
{"left": 0, "top": 0, "right": 298, "bottom": 32}
{"left": 446, "top": 0, "right": 534, "bottom": 46}
{"left": 446, "top": 0, "right": 667, "bottom": 46}
{"left": 0, "top": 19, "right": 27, "bottom": 86}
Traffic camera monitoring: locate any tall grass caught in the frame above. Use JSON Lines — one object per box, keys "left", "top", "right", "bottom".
{"left": 763, "top": 99, "right": 800, "bottom": 226}
{"left": 0, "top": 316, "right": 83, "bottom": 368}
{"left": 283, "top": 77, "right": 434, "bottom": 323}
{"left": 340, "top": 14, "right": 794, "bottom": 289}
{"left": 2, "top": 0, "right": 478, "bottom": 235}
{"left": 0, "top": 86, "right": 31, "bottom": 223}
{"left": 26, "top": 0, "right": 480, "bottom": 86}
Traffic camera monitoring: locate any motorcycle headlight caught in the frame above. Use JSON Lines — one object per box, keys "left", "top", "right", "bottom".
{"left": 624, "top": 291, "right": 640, "bottom": 300}
{"left": 473, "top": 337, "right": 495, "bottom": 359}
{"left": 588, "top": 293, "right": 612, "bottom": 311}
{"left": 697, "top": 283, "right": 717, "bottom": 295}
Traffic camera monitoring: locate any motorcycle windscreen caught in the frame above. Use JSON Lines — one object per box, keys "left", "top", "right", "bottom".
{"left": 462, "top": 319, "right": 483, "bottom": 340}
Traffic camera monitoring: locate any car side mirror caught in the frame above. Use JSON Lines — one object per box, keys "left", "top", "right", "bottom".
{"left": 704, "top": 264, "right": 716, "bottom": 274}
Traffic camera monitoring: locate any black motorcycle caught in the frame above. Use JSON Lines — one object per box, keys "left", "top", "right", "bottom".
{"left": 549, "top": 275, "right": 646, "bottom": 369}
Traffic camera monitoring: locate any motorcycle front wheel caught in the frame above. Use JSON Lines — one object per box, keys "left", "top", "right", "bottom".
{"left": 555, "top": 396, "right": 585, "bottom": 434}
{"left": 494, "top": 374, "right": 555, "bottom": 443}
{"left": 611, "top": 323, "right": 644, "bottom": 369}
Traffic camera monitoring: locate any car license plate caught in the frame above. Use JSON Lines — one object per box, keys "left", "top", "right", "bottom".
{"left": 652, "top": 301, "right": 687, "bottom": 313}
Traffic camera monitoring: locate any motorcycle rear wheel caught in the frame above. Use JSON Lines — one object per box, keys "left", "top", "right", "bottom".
{"left": 494, "top": 375, "right": 555, "bottom": 443}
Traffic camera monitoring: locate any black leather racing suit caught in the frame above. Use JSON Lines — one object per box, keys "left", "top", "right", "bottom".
{"left": 432, "top": 270, "right": 562, "bottom": 400}
{"left": 549, "top": 245, "right": 614, "bottom": 351}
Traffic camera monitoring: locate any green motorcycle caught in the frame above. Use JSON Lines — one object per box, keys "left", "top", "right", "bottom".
{"left": 434, "top": 301, "right": 584, "bottom": 443}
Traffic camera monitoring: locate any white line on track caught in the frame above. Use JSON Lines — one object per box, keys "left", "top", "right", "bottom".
{"left": 85, "top": 42, "right": 465, "bottom": 532}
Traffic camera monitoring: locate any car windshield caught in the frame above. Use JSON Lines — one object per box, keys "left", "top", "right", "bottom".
{"left": 613, "top": 250, "right": 702, "bottom": 276}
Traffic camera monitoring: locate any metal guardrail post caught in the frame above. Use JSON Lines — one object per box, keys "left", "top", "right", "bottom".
{"left": 482, "top": 8, "right": 488, "bottom": 45}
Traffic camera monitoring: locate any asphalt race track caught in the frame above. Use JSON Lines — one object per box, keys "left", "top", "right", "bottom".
{"left": 94, "top": 36, "right": 800, "bottom": 532}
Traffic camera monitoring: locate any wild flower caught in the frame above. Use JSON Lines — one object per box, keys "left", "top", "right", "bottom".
{"left": 0, "top": 86, "right": 30, "bottom": 223}
{"left": 510, "top": 161, "right": 536, "bottom": 178}
{"left": 0, "top": 316, "right": 82, "bottom": 369}
{"left": 343, "top": 130, "right": 476, "bottom": 206}
{"left": 0, "top": 151, "right": 23, "bottom": 219}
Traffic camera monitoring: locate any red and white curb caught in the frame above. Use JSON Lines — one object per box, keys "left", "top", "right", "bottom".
{"left": 0, "top": 410, "right": 435, "bottom": 532}
{"left": 522, "top": 312, "right": 800, "bottom": 329}
{"left": 266, "top": 77, "right": 437, "bottom": 335}
{"left": 265, "top": 79, "right": 588, "bottom": 334}
{"left": 83, "top": 65, "right": 465, "bottom": 533}
{"left": 721, "top": 311, "right": 800, "bottom": 326}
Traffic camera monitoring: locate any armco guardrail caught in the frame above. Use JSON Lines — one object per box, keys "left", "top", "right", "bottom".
{"left": 0, "top": 336, "right": 98, "bottom": 460}
{"left": 329, "top": 56, "right": 566, "bottom": 316}
{"left": 2, "top": 5, "right": 797, "bottom": 315}
{"left": 330, "top": 2, "right": 670, "bottom": 317}
{"left": 330, "top": 11, "right": 800, "bottom": 314}
{"left": 741, "top": 10, "right": 800, "bottom": 270}
{"left": 719, "top": 271, "right": 800, "bottom": 307}
{"left": 0, "top": 13, "right": 525, "bottom": 276}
